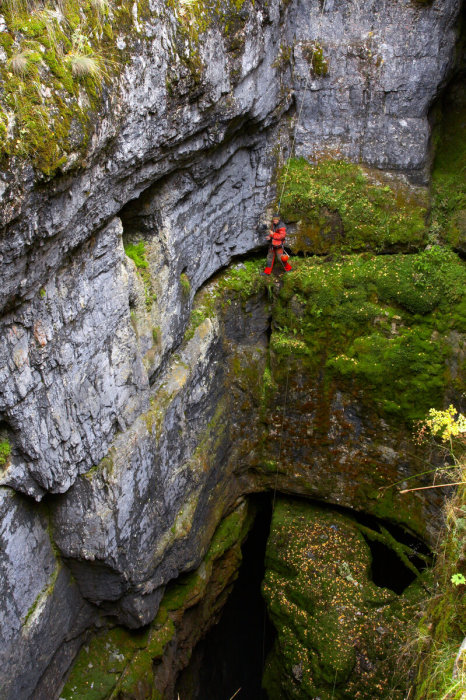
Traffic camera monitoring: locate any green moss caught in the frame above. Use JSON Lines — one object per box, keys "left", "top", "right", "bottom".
{"left": 124, "top": 241, "right": 148, "bottom": 269}
{"left": 0, "top": 440, "right": 11, "bottom": 467}
{"left": 270, "top": 251, "right": 465, "bottom": 423}
{"left": 183, "top": 259, "right": 269, "bottom": 342}
{"left": 302, "top": 42, "right": 329, "bottom": 77}
{"left": 430, "top": 84, "right": 466, "bottom": 251}
{"left": 124, "top": 240, "right": 157, "bottom": 310}
{"left": 60, "top": 627, "right": 149, "bottom": 700}
{"left": 0, "top": 0, "right": 145, "bottom": 175}
{"left": 278, "top": 157, "right": 428, "bottom": 254}
{"left": 205, "top": 505, "right": 248, "bottom": 563}
{"left": 263, "top": 498, "right": 428, "bottom": 699}
{"left": 22, "top": 562, "right": 61, "bottom": 628}
{"left": 180, "top": 272, "right": 191, "bottom": 296}
{"left": 216, "top": 259, "right": 267, "bottom": 300}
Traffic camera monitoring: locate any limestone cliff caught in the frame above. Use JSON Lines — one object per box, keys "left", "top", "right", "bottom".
{"left": 0, "top": 0, "right": 464, "bottom": 698}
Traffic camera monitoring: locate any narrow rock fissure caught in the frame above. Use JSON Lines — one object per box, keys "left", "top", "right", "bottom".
{"left": 175, "top": 495, "right": 275, "bottom": 700}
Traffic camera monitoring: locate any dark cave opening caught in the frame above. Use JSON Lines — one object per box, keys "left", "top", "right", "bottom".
{"left": 350, "top": 507, "right": 431, "bottom": 594}
{"left": 175, "top": 495, "right": 275, "bottom": 700}
{"left": 175, "top": 493, "right": 431, "bottom": 699}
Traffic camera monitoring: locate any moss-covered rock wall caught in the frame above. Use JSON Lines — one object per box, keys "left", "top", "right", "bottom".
{"left": 0, "top": 0, "right": 464, "bottom": 696}
{"left": 262, "top": 498, "right": 429, "bottom": 700}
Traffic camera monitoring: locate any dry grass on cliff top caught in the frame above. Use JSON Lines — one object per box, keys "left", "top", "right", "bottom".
{"left": 0, "top": 0, "right": 145, "bottom": 175}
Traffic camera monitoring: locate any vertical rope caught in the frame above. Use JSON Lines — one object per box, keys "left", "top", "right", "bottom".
{"left": 262, "top": 0, "right": 330, "bottom": 678}
{"left": 272, "top": 364, "right": 291, "bottom": 513}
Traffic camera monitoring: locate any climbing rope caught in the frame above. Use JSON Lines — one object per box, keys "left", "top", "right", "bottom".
{"left": 277, "top": 0, "right": 330, "bottom": 214}
{"left": 272, "top": 364, "right": 291, "bottom": 513}
{"left": 261, "top": 2, "right": 330, "bottom": 673}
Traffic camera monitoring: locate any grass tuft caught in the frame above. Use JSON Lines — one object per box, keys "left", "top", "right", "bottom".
{"left": 68, "top": 53, "right": 102, "bottom": 79}
{"left": 0, "top": 440, "right": 11, "bottom": 467}
{"left": 9, "top": 52, "right": 31, "bottom": 76}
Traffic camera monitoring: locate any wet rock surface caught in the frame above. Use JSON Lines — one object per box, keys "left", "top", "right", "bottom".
{"left": 0, "top": 0, "right": 464, "bottom": 696}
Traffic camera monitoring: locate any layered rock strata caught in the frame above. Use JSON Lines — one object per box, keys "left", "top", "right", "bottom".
{"left": 0, "top": 0, "right": 464, "bottom": 697}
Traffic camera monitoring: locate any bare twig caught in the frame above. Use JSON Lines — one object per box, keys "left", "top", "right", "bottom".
{"left": 400, "top": 481, "right": 466, "bottom": 494}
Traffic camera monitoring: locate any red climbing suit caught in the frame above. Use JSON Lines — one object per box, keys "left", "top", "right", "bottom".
{"left": 263, "top": 219, "right": 292, "bottom": 274}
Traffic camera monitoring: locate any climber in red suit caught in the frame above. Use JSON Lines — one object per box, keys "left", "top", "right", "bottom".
{"left": 263, "top": 214, "right": 292, "bottom": 274}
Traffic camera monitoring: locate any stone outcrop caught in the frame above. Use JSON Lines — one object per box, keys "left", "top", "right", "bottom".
{"left": 0, "top": 0, "right": 464, "bottom": 697}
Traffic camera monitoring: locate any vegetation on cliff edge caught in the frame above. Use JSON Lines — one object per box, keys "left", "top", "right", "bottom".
{"left": 409, "top": 410, "right": 466, "bottom": 699}
{"left": 0, "top": 0, "right": 149, "bottom": 175}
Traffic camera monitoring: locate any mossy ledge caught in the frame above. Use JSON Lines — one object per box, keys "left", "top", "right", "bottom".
{"left": 278, "top": 157, "right": 428, "bottom": 255}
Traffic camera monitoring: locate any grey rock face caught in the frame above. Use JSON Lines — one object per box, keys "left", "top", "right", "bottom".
{"left": 0, "top": 218, "right": 148, "bottom": 498}
{"left": 0, "top": 0, "right": 286, "bottom": 315}
{"left": 0, "top": 488, "right": 92, "bottom": 700}
{"left": 287, "top": 0, "right": 461, "bottom": 181}
{"left": 52, "top": 316, "right": 228, "bottom": 628}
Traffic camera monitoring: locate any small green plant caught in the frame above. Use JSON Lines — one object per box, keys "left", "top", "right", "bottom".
{"left": 0, "top": 440, "right": 11, "bottom": 467}
{"left": 451, "top": 573, "right": 465, "bottom": 586}
{"left": 302, "top": 42, "right": 329, "bottom": 77}
{"left": 124, "top": 241, "right": 148, "bottom": 269}
{"left": 180, "top": 273, "right": 191, "bottom": 296}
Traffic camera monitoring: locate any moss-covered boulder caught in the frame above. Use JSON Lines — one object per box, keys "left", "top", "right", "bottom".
{"left": 262, "top": 498, "right": 428, "bottom": 700}
{"left": 278, "top": 158, "right": 428, "bottom": 255}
